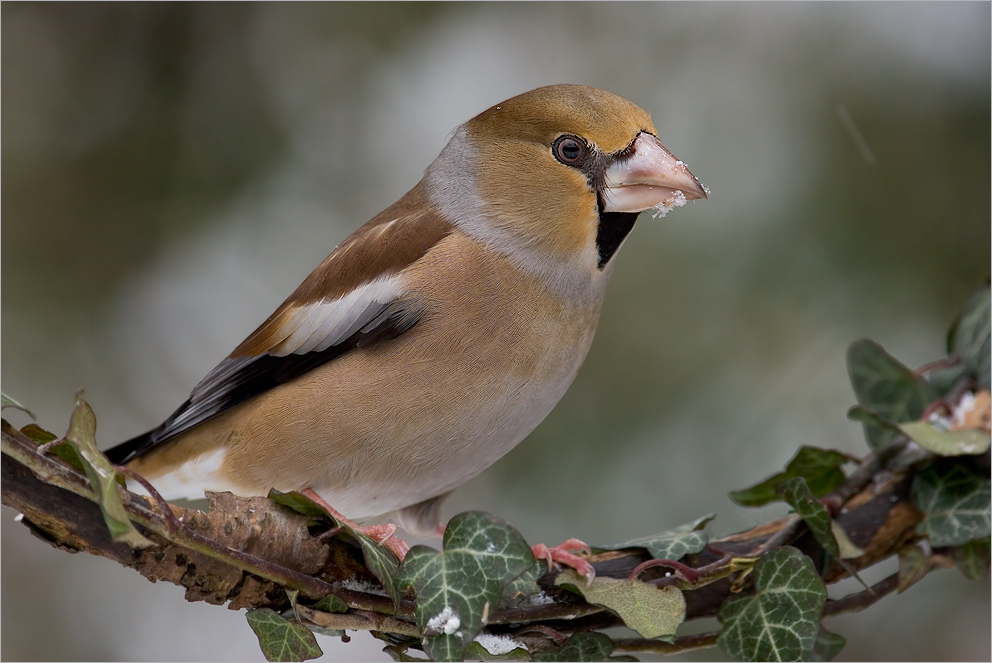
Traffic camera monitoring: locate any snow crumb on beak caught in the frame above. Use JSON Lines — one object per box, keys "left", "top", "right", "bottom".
{"left": 650, "top": 189, "right": 688, "bottom": 218}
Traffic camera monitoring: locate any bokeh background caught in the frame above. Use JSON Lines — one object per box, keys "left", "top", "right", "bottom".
{"left": 2, "top": 3, "right": 989, "bottom": 661}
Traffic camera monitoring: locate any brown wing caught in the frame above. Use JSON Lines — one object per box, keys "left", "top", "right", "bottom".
{"left": 105, "top": 182, "right": 454, "bottom": 464}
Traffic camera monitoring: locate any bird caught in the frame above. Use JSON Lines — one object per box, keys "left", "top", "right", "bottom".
{"left": 104, "top": 84, "right": 706, "bottom": 570}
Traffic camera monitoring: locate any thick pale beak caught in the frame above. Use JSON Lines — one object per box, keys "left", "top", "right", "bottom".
{"left": 602, "top": 132, "right": 707, "bottom": 215}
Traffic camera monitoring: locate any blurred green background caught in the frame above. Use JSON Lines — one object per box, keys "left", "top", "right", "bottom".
{"left": 2, "top": 3, "right": 989, "bottom": 661}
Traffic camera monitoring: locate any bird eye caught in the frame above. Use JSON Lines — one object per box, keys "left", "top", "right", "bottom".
{"left": 552, "top": 135, "right": 587, "bottom": 166}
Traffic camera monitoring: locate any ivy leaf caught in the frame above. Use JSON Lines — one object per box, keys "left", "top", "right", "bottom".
{"left": 16, "top": 420, "right": 88, "bottom": 472}
{"left": 397, "top": 512, "right": 535, "bottom": 662}
{"left": 897, "top": 546, "right": 930, "bottom": 593}
{"left": 952, "top": 537, "right": 990, "bottom": 581}
{"left": 717, "top": 547, "right": 827, "bottom": 662}
{"left": 947, "top": 286, "right": 990, "bottom": 389}
{"left": 383, "top": 645, "right": 430, "bottom": 662}
{"left": 596, "top": 514, "right": 713, "bottom": 561}
{"left": 829, "top": 521, "right": 865, "bottom": 560}
{"left": 19, "top": 423, "right": 58, "bottom": 444}
{"left": 311, "top": 593, "right": 349, "bottom": 614}
{"left": 267, "top": 489, "right": 338, "bottom": 521}
{"left": 246, "top": 608, "right": 323, "bottom": 662}
{"left": 912, "top": 460, "right": 992, "bottom": 547}
{"left": 555, "top": 569, "right": 685, "bottom": 641}
{"left": 731, "top": 447, "right": 848, "bottom": 507}
{"left": 808, "top": 626, "right": 846, "bottom": 662}
{"left": 847, "top": 340, "right": 937, "bottom": 449}
{"left": 777, "top": 478, "right": 839, "bottom": 559}
{"left": 1, "top": 392, "right": 35, "bottom": 419}
{"left": 533, "top": 632, "right": 626, "bottom": 662}
{"left": 500, "top": 562, "right": 544, "bottom": 605}
{"left": 66, "top": 395, "right": 152, "bottom": 549}
{"left": 845, "top": 405, "right": 903, "bottom": 437}
{"left": 899, "top": 421, "right": 991, "bottom": 457}
{"left": 268, "top": 489, "right": 402, "bottom": 602}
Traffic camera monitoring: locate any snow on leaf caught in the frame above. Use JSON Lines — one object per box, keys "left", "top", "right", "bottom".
{"left": 464, "top": 634, "right": 531, "bottom": 661}
{"left": 596, "top": 514, "right": 713, "bottom": 561}
{"left": 246, "top": 608, "right": 323, "bottom": 662}
{"left": 717, "top": 547, "right": 827, "bottom": 662}
{"left": 555, "top": 569, "right": 685, "bottom": 641}
{"left": 397, "top": 512, "right": 535, "bottom": 662}
{"left": 912, "top": 460, "right": 992, "bottom": 547}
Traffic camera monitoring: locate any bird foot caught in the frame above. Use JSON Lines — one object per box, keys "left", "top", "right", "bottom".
{"left": 532, "top": 538, "right": 595, "bottom": 583}
{"left": 301, "top": 488, "right": 410, "bottom": 559}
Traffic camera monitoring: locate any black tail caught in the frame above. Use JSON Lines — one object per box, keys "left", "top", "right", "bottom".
{"left": 103, "top": 429, "right": 156, "bottom": 465}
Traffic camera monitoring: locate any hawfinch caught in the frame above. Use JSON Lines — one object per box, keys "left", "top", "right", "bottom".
{"left": 105, "top": 84, "right": 706, "bottom": 561}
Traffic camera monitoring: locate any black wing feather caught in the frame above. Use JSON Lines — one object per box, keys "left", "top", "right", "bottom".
{"left": 104, "top": 305, "right": 419, "bottom": 465}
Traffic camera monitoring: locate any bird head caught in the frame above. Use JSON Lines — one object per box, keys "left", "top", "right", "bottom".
{"left": 425, "top": 84, "right": 707, "bottom": 278}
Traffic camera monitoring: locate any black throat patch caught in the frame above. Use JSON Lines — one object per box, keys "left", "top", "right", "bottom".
{"left": 595, "top": 211, "right": 638, "bottom": 269}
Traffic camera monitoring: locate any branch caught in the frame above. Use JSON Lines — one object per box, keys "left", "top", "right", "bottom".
{"left": 2, "top": 416, "right": 944, "bottom": 657}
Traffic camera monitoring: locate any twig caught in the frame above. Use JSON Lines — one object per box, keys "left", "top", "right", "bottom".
{"left": 822, "top": 573, "right": 899, "bottom": 617}
{"left": 612, "top": 631, "right": 720, "bottom": 656}
{"left": 297, "top": 605, "right": 420, "bottom": 638}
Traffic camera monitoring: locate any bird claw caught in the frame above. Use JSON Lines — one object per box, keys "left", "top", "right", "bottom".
{"left": 354, "top": 522, "right": 411, "bottom": 559}
{"left": 301, "top": 488, "right": 410, "bottom": 559}
{"left": 532, "top": 538, "right": 595, "bottom": 584}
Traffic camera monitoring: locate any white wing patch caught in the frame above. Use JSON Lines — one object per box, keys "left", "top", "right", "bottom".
{"left": 270, "top": 275, "right": 406, "bottom": 357}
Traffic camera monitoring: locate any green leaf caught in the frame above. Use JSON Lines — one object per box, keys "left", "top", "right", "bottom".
{"left": 397, "top": 512, "right": 535, "bottom": 662}
{"left": 555, "top": 569, "right": 685, "bottom": 641}
{"left": 717, "top": 547, "right": 827, "bottom": 662}
{"left": 912, "top": 460, "right": 992, "bottom": 547}
{"left": 311, "top": 593, "right": 349, "bottom": 613}
{"left": 953, "top": 537, "right": 990, "bottom": 581}
{"left": 847, "top": 339, "right": 937, "bottom": 449}
{"left": 845, "top": 405, "right": 903, "bottom": 436}
{"left": 897, "top": 546, "right": 930, "bottom": 593}
{"left": 17, "top": 422, "right": 88, "bottom": 472}
{"left": 67, "top": 395, "right": 152, "bottom": 549}
{"left": 731, "top": 447, "right": 848, "bottom": 507}
{"left": 19, "top": 423, "right": 58, "bottom": 443}
{"left": 532, "top": 632, "right": 619, "bottom": 662}
{"left": 899, "top": 421, "right": 991, "bottom": 457}
{"left": 246, "top": 608, "right": 323, "bottom": 662}
{"left": 383, "top": 644, "right": 430, "bottom": 662}
{"left": 808, "top": 626, "right": 846, "bottom": 662}
{"left": 596, "top": 514, "right": 713, "bottom": 561}
{"left": 777, "top": 478, "right": 839, "bottom": 559}
{"left": 500, "top": 562, "right": 543, "bottom": 605}
{"left": 947, "top": 286, "right": 991, "bottom": 389}
{"left": 267, "top": 489, "right": 340, "bottom": 520}
{"left": 268, "top": 489, "right": 403, "bottom": 602}
{"left": 352, "top": 529, "right": 403, "bottom": 603}
{"left": 1, "top": 392, "right": 35, "bottom": 419}
{"left": 829, "top": 521, "right": 865, "bottom": 560}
